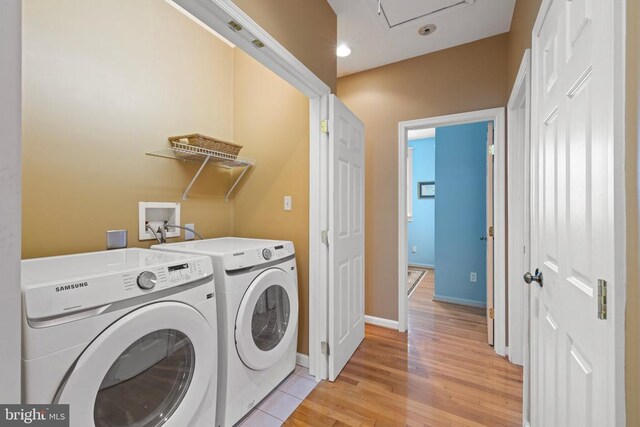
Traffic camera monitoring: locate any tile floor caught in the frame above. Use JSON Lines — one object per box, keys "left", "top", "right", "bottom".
{"left": 238, "top": 365, "right": 318, "bottom": 426}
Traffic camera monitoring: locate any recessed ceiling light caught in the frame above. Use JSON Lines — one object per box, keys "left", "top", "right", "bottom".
{"left": 418, "top": 24, "right": 437, "bottom": 36}
{"left": 336, "top": 44, "right": 352, "bottom": 57}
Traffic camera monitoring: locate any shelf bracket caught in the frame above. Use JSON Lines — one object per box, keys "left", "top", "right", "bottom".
{"left": 182, "top": 155, "right": 211, "bottom": 200}
{"left": 225, "top": 164, "right": 252, "bottom": 201}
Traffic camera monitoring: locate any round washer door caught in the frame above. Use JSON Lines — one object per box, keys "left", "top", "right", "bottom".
{"left": 235, "top": 268, "right": 298, "bottom": 371}
{"left": 57, "top": 302, "right": 215, "bottom": 427}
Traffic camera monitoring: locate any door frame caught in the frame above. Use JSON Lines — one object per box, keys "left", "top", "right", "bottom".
{"left": 0, "top": 0, "right": 22, "bottom": 403}
{"left": 10, "top": 0, "right": 331, "bottom": 382}
{"left": 397, "top": 107, "right": 508, "bottom": 356}
{"left": 529, "top": 0, "right": 627, "bottom": 422}
{"left": 507, "top": 49, "right": 531, "bottom": 369}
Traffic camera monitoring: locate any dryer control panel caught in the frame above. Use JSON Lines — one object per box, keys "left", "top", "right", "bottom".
{"left": 22, "top": 252, "right": 214, "bottom": 323}
{"left": 223, "top": 241, "right": 295, "bottom": 271}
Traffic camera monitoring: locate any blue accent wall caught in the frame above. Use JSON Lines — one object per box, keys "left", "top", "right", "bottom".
{"left": 434, "top": 121, "right": 488, "bottom": 306}
{"left": 408, "top": 138, "right": 435, "bottom": 267}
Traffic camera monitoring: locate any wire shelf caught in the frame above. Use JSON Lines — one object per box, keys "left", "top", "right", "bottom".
{"left": 146, "top": 141, "right": 255, "bottom": 201}
{"left": 147, "top": 141, "right": 255, "bottom": 169}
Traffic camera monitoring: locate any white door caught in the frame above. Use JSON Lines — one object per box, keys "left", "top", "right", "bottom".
{"left": 530, "top": 0, "right": 618, "bottom": 425}
{"left": 328, "top": 94, "right": 365, "bottom": 381}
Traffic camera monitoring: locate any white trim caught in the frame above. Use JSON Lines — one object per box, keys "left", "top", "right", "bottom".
{"left": 408, "top": 128, "right": 435, "bottom": 140}
{"left": 295, "top": 353, "right": 309, "bottom": 368}
{"left": 506, "top": 49, "right": 531, "bottom": 369}
{"left": 433, "top": 294, "right": 487, "bottom": 309}
{"left": 398, "top": 108, "right": 507, "bottom": 357}
{"left": 364, "top": 315, "right": 399, "bottom": 330}
{"left": 612, "top": 0, "right": 627, "bottom": 422}
{"left": 165, "top": 0, "right": 332, "bottom": 381}
{"left": 0, "top": 0, "right": 22, "bottom": 403}
{"left": 174, "top": 0, "right": 330, "bottom": 98}
{"left": 164, "top": 0, "right": 235, "bottom": 47}
{"left": 407, "top": 146, "right": 414, "bottom": 221}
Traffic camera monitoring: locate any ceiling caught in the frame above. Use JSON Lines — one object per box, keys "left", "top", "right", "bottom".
{"left": 327, "top": 0, "right": 516, "bottom": 77}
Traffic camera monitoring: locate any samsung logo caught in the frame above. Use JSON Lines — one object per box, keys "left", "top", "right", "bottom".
{"left": 55, "top": 282, "right": 88, "bottom": 292}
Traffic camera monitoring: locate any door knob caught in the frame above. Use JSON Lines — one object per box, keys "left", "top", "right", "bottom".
{"left": 524, "top": 269, "right": 543, "bottom": 287}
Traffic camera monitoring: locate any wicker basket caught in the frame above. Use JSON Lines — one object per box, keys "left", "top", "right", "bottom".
{"left": 168, "top": 134, "right": 243, "bottom": 158}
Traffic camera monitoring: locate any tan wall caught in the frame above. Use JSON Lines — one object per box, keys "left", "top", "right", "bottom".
{"left": 337, "top": 34, "right": 509, "bottom": 320}
{"left": 232, "top": 50, "right": 310, "bottom": 354}
{"left": 22, "top": 0, "right": 311, "bottom": 354}
{"left": 507, "top": 0, "right": 543, "bottom": 89}
{"left": 626, "top": 0, "right": 640, "bottom": 424}
{"left": 22, "top": 0, "right": 236, "bottom": 258}
{"left": 233, "top": 0, "right": 337, "bottom": 93}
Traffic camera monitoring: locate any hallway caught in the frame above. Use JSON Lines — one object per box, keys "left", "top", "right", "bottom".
{"left": 286, "top": 273, "right": 523, "bottom": 426}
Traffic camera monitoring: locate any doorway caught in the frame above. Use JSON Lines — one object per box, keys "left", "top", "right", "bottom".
{"left": 398, "top": 108, "right": 507, "bottom": 356}
{"left": 407, "top": 123, "right": 490, "bottom": 307}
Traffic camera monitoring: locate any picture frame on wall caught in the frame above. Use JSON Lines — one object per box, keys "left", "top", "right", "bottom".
{"left": 418, "top": 181, "right": 435, "bottom": 198}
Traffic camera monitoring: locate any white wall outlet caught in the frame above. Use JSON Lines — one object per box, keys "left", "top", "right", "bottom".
{"left": 184, "top": 223, "right": 195, "bottom": 241}
{"left": 284, "top": 196, "right": 292, "bottom": 211}
{"left": 139, "top": 202, "right": 180, "bottom": 241}
{"left": 470, "top": 272, "right": 478, "bottom": 283}
{"left": 411, "top": 246, "right": 417, "bottom": 253}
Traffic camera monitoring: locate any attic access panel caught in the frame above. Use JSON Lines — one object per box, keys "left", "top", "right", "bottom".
{"left": 368, "top": 0, "right": 475, "bottom": 31}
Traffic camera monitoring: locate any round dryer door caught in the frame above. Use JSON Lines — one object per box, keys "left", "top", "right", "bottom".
{"left": 55, "top": 302, "right": 215, "bottom": 427}
{"left": 235, "top": 268, "right": 298, "bottom": 371}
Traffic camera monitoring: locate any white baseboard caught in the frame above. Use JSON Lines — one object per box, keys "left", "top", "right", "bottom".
{"left": 433, "top": 294, "right": 486, "bottom": 308}
{"left": 365, "top": 315, "right": 399, "bottom": 330}
{"left": 296, "top": 352, "right": 309, "bottom": 368}
{"left": 408, "top": 263, "right": 435, "bottom": 269}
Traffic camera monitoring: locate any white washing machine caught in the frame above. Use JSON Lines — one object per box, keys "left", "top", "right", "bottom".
{"left": 21, "top": 248, "right": 218, "bottom": 427}
{"left": 153, "top": 238, "right": 298, "bottom": 427}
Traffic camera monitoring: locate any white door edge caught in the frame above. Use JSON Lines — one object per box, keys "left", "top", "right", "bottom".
{"left": 507, "top": 48, "right": 532, "bottom": 367}
{"left": 507, "top": 48, "right": 532, "bottom": 427}
{"left": 397, "top": 107, "right": 508, "bottom": 356}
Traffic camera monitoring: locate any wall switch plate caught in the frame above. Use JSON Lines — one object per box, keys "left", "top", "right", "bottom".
{"left": 106, "top": 230, "right": 128, "bottom": 250}
{"left": 184, "top": 223, "right": 195, "bottom": 241}
{"left": 411, "top": 246, "right": 417, "bottom": 253}
{"left": 284, "top": 196, "right": 292, "bottom": 211}
{"left": 470, "top": 272, "right": 478, "bottom": 283}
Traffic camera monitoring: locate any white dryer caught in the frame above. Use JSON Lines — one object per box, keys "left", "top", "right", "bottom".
{"left": 153, "top": 238, "right": 298, "bottom": 427}
{"left": 21, "top": 248, "right": 218, "bottom": 427}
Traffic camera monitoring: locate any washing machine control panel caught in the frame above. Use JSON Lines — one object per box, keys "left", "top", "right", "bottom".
{"left": 22, "top": 255, "right": 214, "bottom": 322}
{"left": 224, "top": 241, "right": 295, "bottom": 271}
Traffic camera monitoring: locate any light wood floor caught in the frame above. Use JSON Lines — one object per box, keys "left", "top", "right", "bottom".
{"left": 285, "top": 272, "right": 523, "bottom": 426}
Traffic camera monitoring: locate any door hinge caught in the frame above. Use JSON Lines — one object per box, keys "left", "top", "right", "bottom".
{"left": 489, "top": 308, "right": 495, "bottom": 319}
{"left": 488, "top": 226, "right": 494, "bottom": 238}
{"left": 321, "top": 341, "right": 330, "bottom": 356}
{"left": 321, "top": 229, "right": 329, "bottom": 246}
{"left": 321, "top": 120, "right": 329, "bottom": 134}
{"left": 598, "top": 279, "right": 607, "bottom": 320}
{"left": 489, "top": 144, "right": 495, "bottom": 156}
